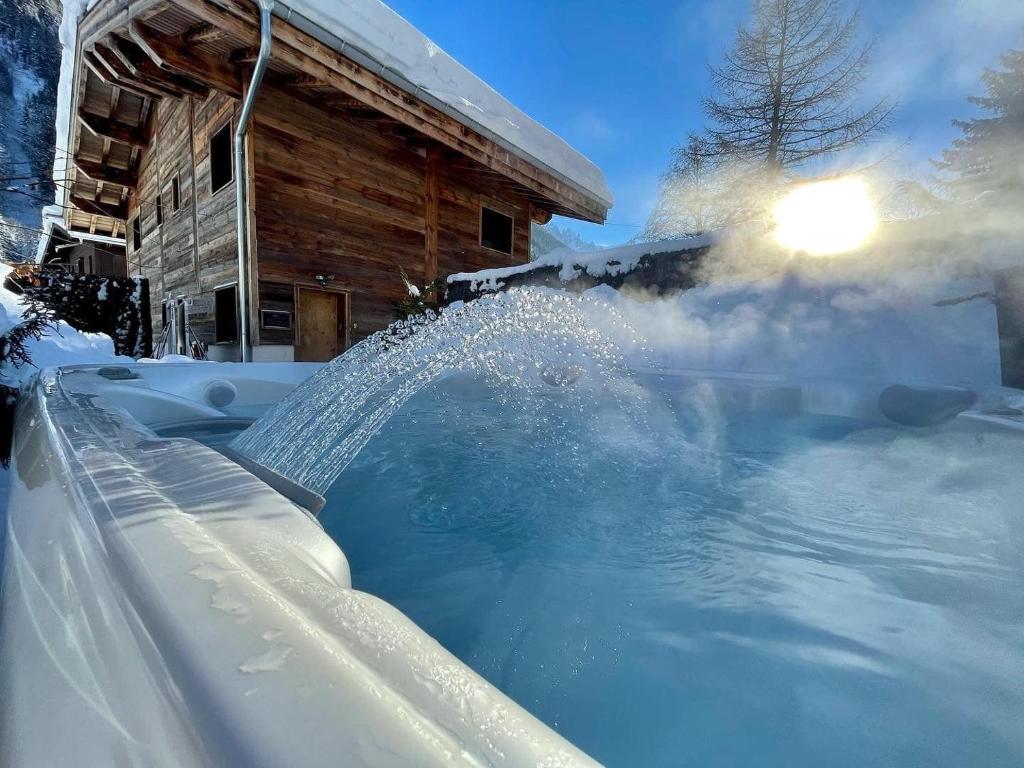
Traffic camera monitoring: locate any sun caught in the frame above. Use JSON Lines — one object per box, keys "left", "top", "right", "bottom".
{"left": 772, "top": 176, "right": 878, "bottom": 256}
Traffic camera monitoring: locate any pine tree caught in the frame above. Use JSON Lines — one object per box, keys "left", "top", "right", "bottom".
{"left": 933, "top": 48, "right": 1024, "bottom": 204}
{"left": 19, "top": 85, "right": 57, "bottom": 200}
{"left": 704, "top": 0, "right": 891, "bottom": 177}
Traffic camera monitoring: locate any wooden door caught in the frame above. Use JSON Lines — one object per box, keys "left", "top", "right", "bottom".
{"left": 295, "top": 287, "right": 341, "bottom": 361}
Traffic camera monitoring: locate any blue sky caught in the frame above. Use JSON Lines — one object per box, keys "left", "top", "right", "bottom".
{"left": 387, "top": 0, "right": 1024, "bottom": 246}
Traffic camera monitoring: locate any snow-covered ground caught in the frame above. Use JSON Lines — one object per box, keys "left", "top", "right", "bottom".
{"left": 0, "top": 262, "right": 131, "bottom": 504}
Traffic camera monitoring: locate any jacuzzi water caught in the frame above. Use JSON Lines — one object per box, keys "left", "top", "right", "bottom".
{"left": 295, "top": 374, "right": 1023, "bottom": 768}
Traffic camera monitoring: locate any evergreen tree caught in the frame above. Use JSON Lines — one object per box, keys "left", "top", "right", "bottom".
{"left": 933, "top": 48, "right": 1024, "bottom": 204}
{"left": 19, "top": 84, "right": 57, "bottom": 200}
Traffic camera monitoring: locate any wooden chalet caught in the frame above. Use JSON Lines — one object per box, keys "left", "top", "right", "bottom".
{"left": 59, "top": 0, "right": 612, "bottom": 361}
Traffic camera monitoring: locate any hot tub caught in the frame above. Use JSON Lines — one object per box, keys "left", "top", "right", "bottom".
{"left": 0, "top": 363, "right": 596, "bottom": 767}
{"left": 3, "top": 362, "right": 1023, "bottom": 767}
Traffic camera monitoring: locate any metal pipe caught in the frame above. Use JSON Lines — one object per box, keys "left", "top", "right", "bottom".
{"left": 234, "top": 0, "right": 275, "bottom": 362}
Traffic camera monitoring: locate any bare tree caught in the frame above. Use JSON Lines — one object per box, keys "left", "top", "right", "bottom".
{"left": 705, "top": 0, "right": 892, "bottom": 177}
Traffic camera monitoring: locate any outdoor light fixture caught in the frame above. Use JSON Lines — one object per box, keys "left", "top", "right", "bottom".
{"left": 772, "top": 176, "right": 878, "bottom": 256}
{"left": 314, "top": 273, "right": 336, "bottom": 287}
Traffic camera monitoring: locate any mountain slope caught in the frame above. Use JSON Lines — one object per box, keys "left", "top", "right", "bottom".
{"left": 0, "top": 0, "right": 60, "bottom": 262}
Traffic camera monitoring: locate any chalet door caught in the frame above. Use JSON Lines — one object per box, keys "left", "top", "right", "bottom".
{"left": 295, "top": 287, "right": 344, "bottom": 362}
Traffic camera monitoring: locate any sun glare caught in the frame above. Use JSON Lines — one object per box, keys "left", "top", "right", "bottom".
{"left": 772, "top": 176, "right": 878, "bottom": 256}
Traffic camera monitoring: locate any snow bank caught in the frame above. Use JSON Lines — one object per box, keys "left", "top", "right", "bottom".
{"left": 0, "top": 263, "right": 130, "bottom": 387}
{"left": 282, "top": 0, "right": 612, "bottom": 207}
{"left": 449, "top": 233, "right": 717, "bottom": 292}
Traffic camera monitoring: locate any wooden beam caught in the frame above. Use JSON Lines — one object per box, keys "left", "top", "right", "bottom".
{"left": 289, "top": 74, "right": 328, "bottom": 89}
{"left": 78, "top": 108, "right": 149, "bottom": 148}
{"left": 86, "top": 48, "right": 167, "bottom": 101}
{"left": 74, "top": 157, "right": 138, "bottom": 188}
{"left": 92, "top": 43, "right": 181, "bottom": 99}
{"left": 70, "top": 195, "right": 128, "bottom": 220}
{"left": 182, "top": 23, "right": 225, "bottom": 44}
{"left": 178, "top": 0, "right": 607, "bottom": 222}
{"left": 231, "top": 46, "right": 261, "bottom": 65}
{"left": 109, "top": 35, "right": 209, "bottom": 99}
{"left": 129, "top": 20, "right": 242, "bottom": 98}
{"left": 424, "top": 145, "right": 440, "bottom": 286}
{"left": 531, "top": 205, "right": 553, "bottom": 225}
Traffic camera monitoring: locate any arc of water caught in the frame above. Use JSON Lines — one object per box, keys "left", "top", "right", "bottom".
{"left": 231, "top": 289, "right": 639, "bottom": 496}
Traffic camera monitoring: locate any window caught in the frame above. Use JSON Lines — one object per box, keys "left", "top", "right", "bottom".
{"left": 214, "top": 284, "right": 239, "bottom": 344}
{"left": 155, "top": 194, "right": 163, "bottom": 226}
{"left": 131, "top": 216, "right": 142, "bottom": 251}
{"left": 261, "top": 309, "right": 292, "bottom": 330}
{"left": 161, "top": 300, "right": 168, "bottom": 328}
{"left": 480, "top": 206, "right": 513, "bottom": 254}
{"left": 209, "top": 122, "right": 233, "bottom": 194}
{"left": 171, "top": 175, "right": 180, "bottom": 212}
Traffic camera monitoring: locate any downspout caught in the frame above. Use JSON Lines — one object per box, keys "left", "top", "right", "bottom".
{"left": 234, "top": 0, "right": 275, "bottom": 362}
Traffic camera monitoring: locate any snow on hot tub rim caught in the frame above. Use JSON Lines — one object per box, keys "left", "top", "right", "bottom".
{"left": 1, "top": 365, "right": 600, "bottom": 767}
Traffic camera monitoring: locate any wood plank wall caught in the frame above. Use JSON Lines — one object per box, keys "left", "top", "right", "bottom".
{"left": 253, "top": 84, "right": 531, "bottom": 347}
{"left": 128, "top": 91, "right": 239, "bottom": 342}
{"left": 129, "top": 81, "right": 534, "bottom": 354}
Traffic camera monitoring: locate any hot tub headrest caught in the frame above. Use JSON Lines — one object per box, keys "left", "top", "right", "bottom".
{"left": 878, "top": 384, "right": 977, "bottom": 427}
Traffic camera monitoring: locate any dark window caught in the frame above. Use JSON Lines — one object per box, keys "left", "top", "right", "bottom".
{"left": 131, "top": 216, "right": 142, "bottom": 251}
{"left": 214, "top": 284, "right": 239, "bottom": 344}
{"left": 155, "top": 194, "right": 163, "bottom": 226}
{"left": 161, "top": 301, "right": 168, "bottom": 328}
{"left": 209, "top": 122, "right": 233, "bottom": 194}
{"left": 171, "top": 175, "right": 180, "bottom": 212}
{"left": 480, "top": 206, "right": 513, "bottom": 254}
{"left": 261, "top": 309, "right": 292, "bottom": 330}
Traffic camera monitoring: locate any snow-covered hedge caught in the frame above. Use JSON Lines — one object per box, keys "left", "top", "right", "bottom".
{"left": 0, "top": 263, "right": 136, "bottom": 464}
{"left": 3, "top": 266, "right": 151, "bottom": 357}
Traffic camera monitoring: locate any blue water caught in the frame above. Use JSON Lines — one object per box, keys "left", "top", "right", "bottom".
{"left": 315, "top": 374, "right": 1024, "bottom": 767}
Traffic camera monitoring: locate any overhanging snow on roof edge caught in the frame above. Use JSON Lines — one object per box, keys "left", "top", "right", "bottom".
{"left": 276, "top": 0, "right": 613, "bottom": 211}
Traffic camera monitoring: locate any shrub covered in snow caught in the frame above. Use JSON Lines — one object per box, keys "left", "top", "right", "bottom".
{"left": 0, "top": 262, "right": 131, "bottom": 463}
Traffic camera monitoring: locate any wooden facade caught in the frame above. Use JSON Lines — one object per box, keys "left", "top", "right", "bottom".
{"left": 61, "top": 0, "right": 610, "bottom": 360}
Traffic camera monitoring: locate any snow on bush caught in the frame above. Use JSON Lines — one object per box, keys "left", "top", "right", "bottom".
{"left": 0, "top": 263, "right": 130, "bottom": 386}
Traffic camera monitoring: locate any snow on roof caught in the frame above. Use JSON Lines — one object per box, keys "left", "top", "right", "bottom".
{"left": 279, "top": 0, "right": 613, "bottom": 209}
{"left": 39, "top": 0, "right": 97, "bottom": 261}
{"left": 448, "top": 232, "right": 719, "bottom": 292}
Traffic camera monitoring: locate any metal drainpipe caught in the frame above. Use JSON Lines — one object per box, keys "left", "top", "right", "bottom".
{"left": 234, "top": 0, "right": 275, "bottom": 362}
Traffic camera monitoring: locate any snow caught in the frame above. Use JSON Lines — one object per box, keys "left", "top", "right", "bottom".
{"left": 36, "top": 0, "right": 100, "bottom": 261}
{"left": 54, "top": 0, "right": 95, "bottom": 194}
{"left": 0, "top": 261, "right": 130, "bottom": 508}
{"left": 138, "top": 354, "right": 213, "bottom": 364}
{"left": 281, "top": 0, "right": 612, "bottom": 208}
{"left": 0, "top": 263, "right": 131, "bottom": 388}
{"left": 449, "top": 232, "right": 719, "bottom": 292}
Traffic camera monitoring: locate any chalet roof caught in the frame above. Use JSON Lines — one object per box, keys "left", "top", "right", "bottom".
{"left": 53, "top": 0, "right": 612, "bottom": 243}
{"left": 279, "top": 0, "right": 613, "bottom": 210}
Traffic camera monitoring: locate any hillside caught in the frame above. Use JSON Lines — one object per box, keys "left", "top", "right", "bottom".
{"left": 0, "top": 0, "right": 61, "bottom": 262}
